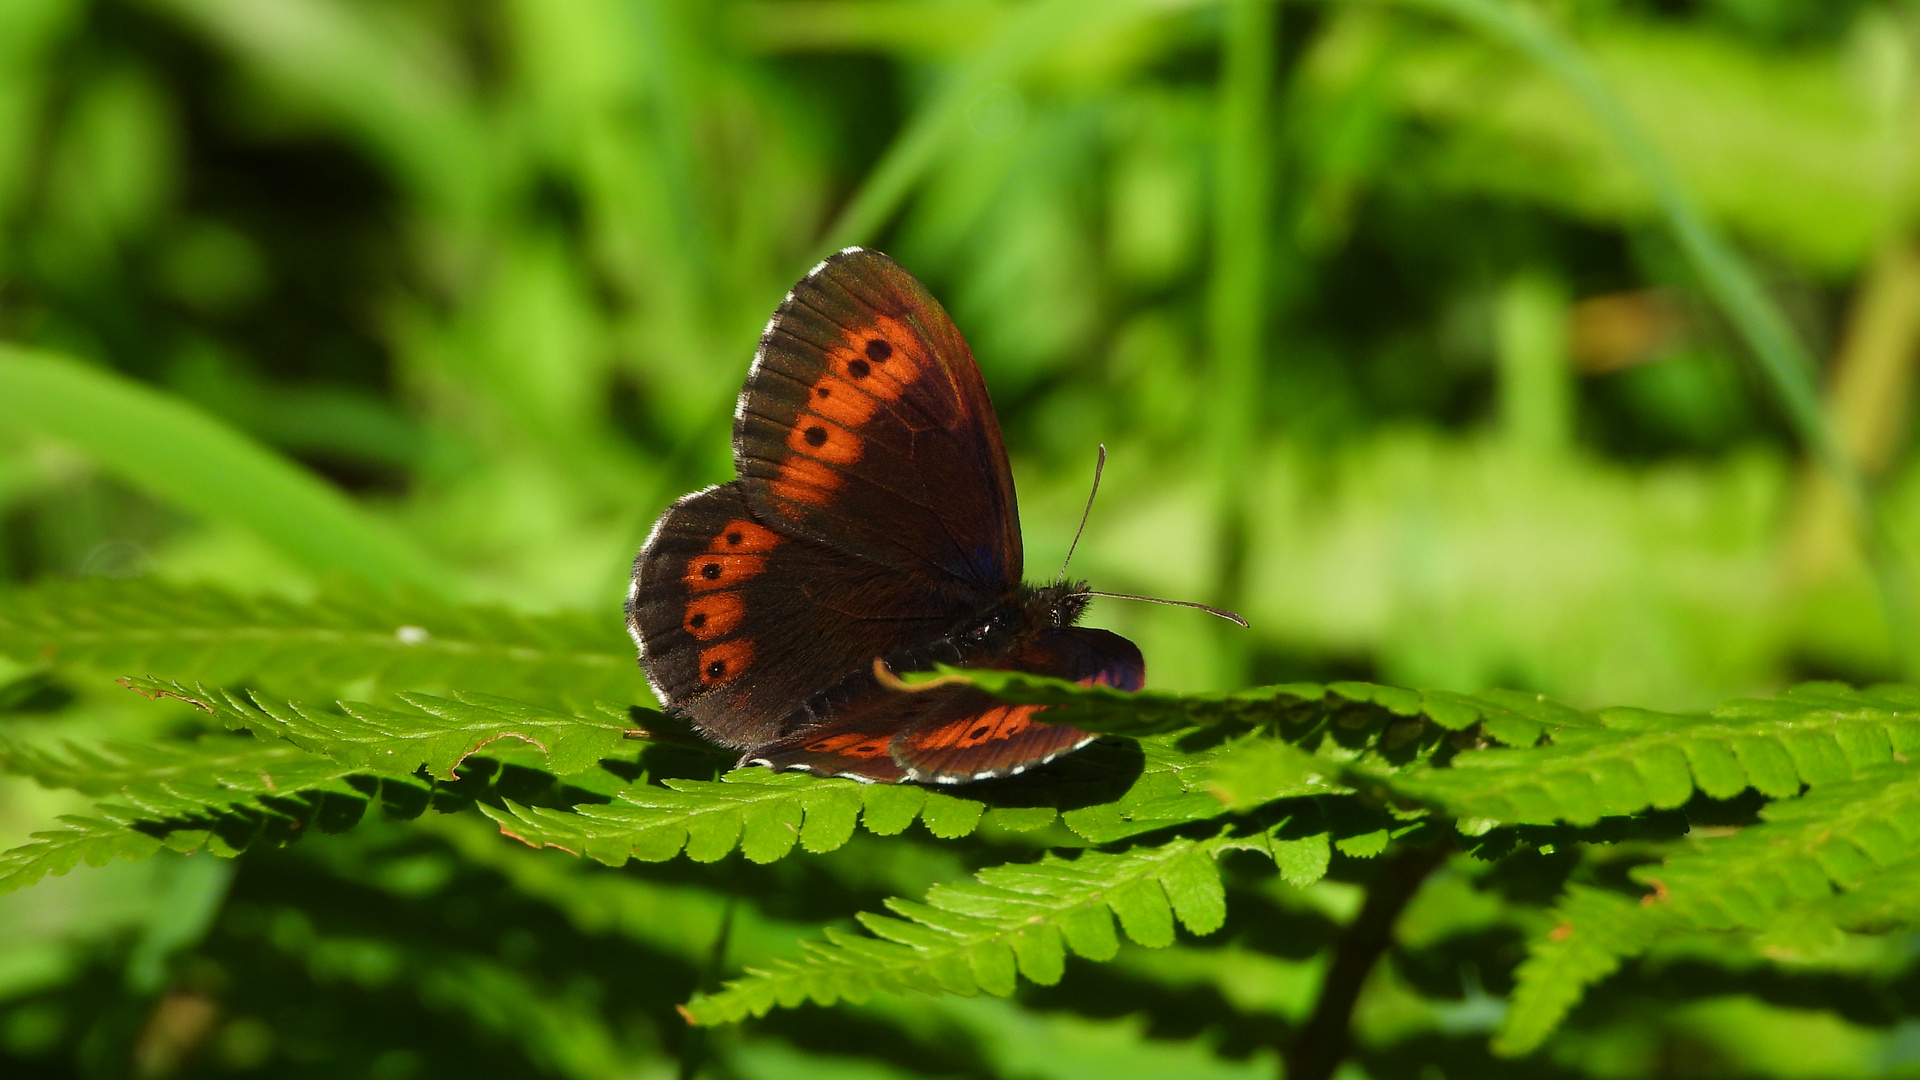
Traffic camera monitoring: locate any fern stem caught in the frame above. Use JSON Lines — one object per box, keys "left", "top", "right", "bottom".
{"left": 1283, "top": 843, "right": 1449, "bottom": 1080}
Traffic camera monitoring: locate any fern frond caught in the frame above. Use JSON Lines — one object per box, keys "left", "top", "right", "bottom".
{"left": 0, "top": 732, "right": 367, "bottom": 802}
{"left": 681, "top": 816, "right": 1337, "bottom": 1025}
{"left": 121, "top": 676, "right": 640, "bottom": 779}
{"left": 0, "top": 733, "right": 443, "bottom": 893}
{"left": 0, "top": 577, "right": 647, "bottom": 704}
{"left": 1634, "top": 758, "right": 1920, "bottom": 932}
{"left": 1493, "top": 886, "right": 1651, "bottom": 1056}
{"left": 958, "top": 668, "right": 1590, "bottom": 746}
{"left": 0, "top": 810, "right": 169, "bottom": 894}
{"left": 1493, "top": 753, "right": 1920, "bottom": 1054}
{"left": 479, "top": 735, "right": 1273, "bottom": 866}
{"left": 1388, "top": 684, "right": 1920, "bottom": 826}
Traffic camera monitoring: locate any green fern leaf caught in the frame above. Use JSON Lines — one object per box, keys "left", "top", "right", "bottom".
{"left": 121, "top": 677, "right": 639, "bottom": 779}
{"left": 0, "top": 732, "right": 449, "bottom": 892}
{"left": 956, "top": 668, "right": 1590, "bottom": 746}
{"left": 0, "top": 577, "right": 647, "bottom": 704}
{"left": 478, "top": 735, "right": 1262, "bottom": 865}
{"left": 0, "top": 811, "right": 170, "bottom": 894}
{"left": 1494, "top": 752, "right": 1920, "bottom": 1055}
{"left": 1384, "top": 684, "right": 1920, "bottom": 826}
{"left": 1494, "top": 885, "right": 1651, "bottom": 1056}
{"left": 0, "top": 733, "right": 370, "bottom": 803}
{"left": 680, "top": 818, "right": 1333, "bottom": 1024}
{"left": 1636, "top": 759, "right": 1920, "bottom": 930}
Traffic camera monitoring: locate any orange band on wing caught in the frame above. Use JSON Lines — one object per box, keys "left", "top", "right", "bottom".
{"left": 805, "top": 375, "right": 881, "bottom": 428}
{"left": 698, "top": 639, "right": 754, "bottom": 685}
{"left": 683, "top": 592, "right": 744, "bottom": 639}
{"left": 831, "top": 319, "right": 924, "bottom": 403}
{"left": 787, "top": 416, "right": 863, "bottom": 465}
{"left": 704, "top": 519, "right": 783, "bottom": 555}
{"left": 770, "top": 456, "right": 842, "bottom": 507}
{"left": 798, "top": 731, "right": 892, "bottom": 758}
{"left": 902, "top": 704, "right": 1039, "bottom": 752}
{"left": 684, "top": 553, "right": 768, "bottom": 592}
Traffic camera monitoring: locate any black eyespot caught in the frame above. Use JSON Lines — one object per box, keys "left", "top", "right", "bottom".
{"left": 726, "top": 531, "right": 743, "bottom": 545}
{"left": 968, "top": 725, "right": 990, "bottom": 740}
{"left": 804, "top": 425, "right": 828, "bottom": 447}
{"left": 701, "top": 563, "right": 722, "bottom": 580}
{"left": 866, "top": 339, "right": 892, "bottom": 362}
{"left": 815, "top": 386, "right": 830, "bottom": 398}
{"left": 847, "top": 359, "right": 870, "bottom": 378}
{"left": 707, "top": 660, "right": 726, "bottom": 678}
{"left": 689, "top": 613, "right": 707, "bottom": 628}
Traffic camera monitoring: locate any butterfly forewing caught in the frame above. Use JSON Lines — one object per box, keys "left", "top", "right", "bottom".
{"left": 734, "top": 248, "right": 1023, "bottom": 592}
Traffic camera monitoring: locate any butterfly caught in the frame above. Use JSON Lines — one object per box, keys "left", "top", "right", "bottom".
{"left": 626, "top": 248, "right": 1226, "bottom": 784}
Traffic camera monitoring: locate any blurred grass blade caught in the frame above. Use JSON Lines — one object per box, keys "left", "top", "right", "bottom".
{"left": 1383, "top": 0, "right": 1852, "bottom": 500}
{"left": 0, "top": 344, "right": 454, "bottom": 592}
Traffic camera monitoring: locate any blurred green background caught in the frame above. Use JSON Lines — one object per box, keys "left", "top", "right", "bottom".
{"left": 5, "top": 0, "right": 1920, "bottom": 1076}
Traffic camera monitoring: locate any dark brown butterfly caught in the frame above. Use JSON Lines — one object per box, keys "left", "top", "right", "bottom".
{"left": 626, "top": 248, "right": 1194, "bottom": 784}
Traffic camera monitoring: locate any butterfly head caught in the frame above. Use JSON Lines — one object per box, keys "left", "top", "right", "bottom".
{"left": 1025, "top": 581, "right": 1092, "bottom": 630}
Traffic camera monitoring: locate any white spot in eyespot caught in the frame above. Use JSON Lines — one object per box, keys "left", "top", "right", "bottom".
{"left": 396, "top": 626, "right": 429, "bottom": 645}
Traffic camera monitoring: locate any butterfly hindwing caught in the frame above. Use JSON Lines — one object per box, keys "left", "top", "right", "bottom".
{"left": 628, "top": 482, "right": 973, "bottom": 749}
{"left": 892, "top": 627, "right": 1144, "bottom": 782}
{"left": 747, "top": 627, "right": 1145, "bottom": 784}
{"left": 734, "top": 248, "right": 1023, "bottom": 592}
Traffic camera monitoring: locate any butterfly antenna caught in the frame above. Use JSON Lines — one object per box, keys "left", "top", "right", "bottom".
{"left": 1079, "top": 590, "right": 1250, "bottom": 628}
{"left": 1058, "top": 444, "right": 1107, "bottom": 584}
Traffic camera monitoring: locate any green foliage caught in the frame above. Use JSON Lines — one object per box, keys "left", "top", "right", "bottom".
{"left": 0, "top": 345, "right": 451, "bottom": 590}
{"left": 0, "top": 576, "right": 647, "bottom": 705}
{"left": 4, "top": 0, "right": 1919, "bottom": 1076}
{"left": 121, "top": 676, "right": 639, "bottom": 780}
{"left": 1496, "top": 755, "right": 1920, "bottom": 1055}
{"left": 684, "top": 822, "right": 1331, "bottom": 1025}
{"left": 0, "top": 733, "right": 426, "bottom": 893}
{"left": 13, "top": 588, "right": 1920, "bottom": 1062}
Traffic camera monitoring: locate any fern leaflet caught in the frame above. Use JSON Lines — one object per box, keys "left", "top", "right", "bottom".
{"left": 682, "top": 816, "right": 1341, "bottom": 1025}
{"left": 957, "top": 667, "right": 1590, "bottom": 745}
{"left": 1493, "top": 885, "right": 1650, "bottom": 1056}
{"left": 1392, "top": 684, "right": 1920, "bottom": 826}
{"left": 1495, "top": 755, "right": 1920, "bottom": 1054}
{"left": 0, "top": 576, "right": 647, "bottom": 705}
{"left": 122, "top": 676, "right": 640, "bottom": 779}
{"left": 0, "top": 810, "right": 170, "bottom": 894}
{"left": 480, "top": 736, "right": 1275, "bottom": 865}
{"left": 0, "top": 734, "right": 437, "bottom": 893}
